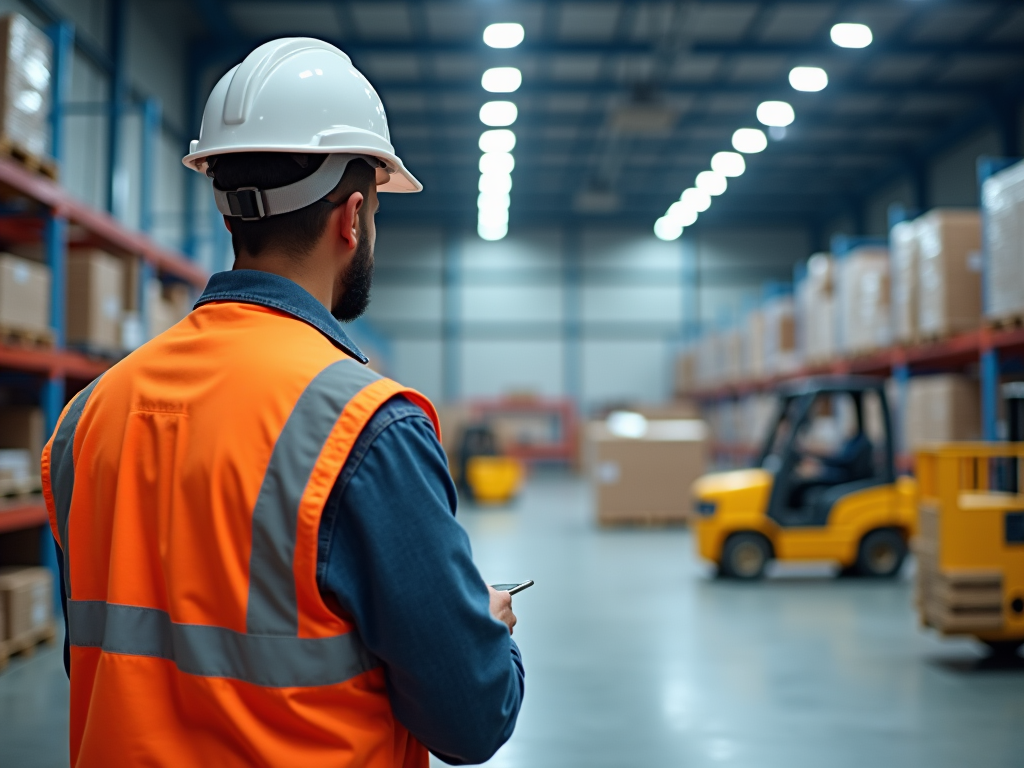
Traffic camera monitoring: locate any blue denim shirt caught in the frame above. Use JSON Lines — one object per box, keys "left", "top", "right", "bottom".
{"left": 57, "top": 269, "right": 523, "bottom": 765}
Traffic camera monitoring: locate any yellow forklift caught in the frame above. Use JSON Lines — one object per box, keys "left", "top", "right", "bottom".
{"left": 692, "top": 376, "right": 917, "bottom": 579}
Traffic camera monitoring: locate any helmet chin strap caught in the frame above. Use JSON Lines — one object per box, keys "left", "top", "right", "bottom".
{"left": 212, "top": 154, "right": 381, "bottom": 221}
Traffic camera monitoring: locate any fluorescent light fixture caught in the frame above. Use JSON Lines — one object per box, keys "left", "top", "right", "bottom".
{"left": 666, "top": 201, "right": 698, "bottom": 227}
{"left": 732, "top": 128, "right": 767, "bottom": 154}
{"left": 695, "top": 171, "right": 727, "bottom": 196}
{"left": 789, "top": 66, "right": 828, "bottom": 92}
{"left": 769, "top": 125, "right": 787, "bottom": 141}
{"left": 479, "top": 152, "right": 515, "bottom": 175}
{"left": 756, "top": 100, "right": 795, "bottom": 127}
{"left": 711, "top": 151, "right": 746, "bottom": 178}
{"left": 478, "top": 219, "right": 509, "bottom": 241}
{"left": 478, "top": 191, "right": 511, "bottom": 210}
{"left": 831, "top": 22, "right": 872, "bottom": 49}
{"left": 480, "top": 100, "right": 518, "bottom": 127}
{"left": 479, "top": 207, "right": 510, "bottom": 225}
{"left": 479, "top": 129, "right": 516, "bottom": 153}
{"left": 654, "top": 217, "right": 683, "bottom": 241}
{"left": 483, "top": 23, "right": 524, "bottom": 49}
{"left": 479, "top": 172, "right": 513, "bottom": 194}
{"left": 482, "top": 67, "right": 522, "bottom": 93}
{"left": 680, "top": 187, "right": 712, "bottom": 213}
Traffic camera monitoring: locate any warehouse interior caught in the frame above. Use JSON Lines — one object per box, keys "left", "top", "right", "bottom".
{"left": 0, "top": 0, "right": 1023, "bottom": 766}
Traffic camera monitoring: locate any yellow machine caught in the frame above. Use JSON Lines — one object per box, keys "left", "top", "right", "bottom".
{"left": 465, "top": 455, "right": 525, "bottom": 504}
{"left": 914, "top": 443, "right": 1024, "bottom": 657}
{"left": 693, "top": 377, "right": 917, "bottom": 579}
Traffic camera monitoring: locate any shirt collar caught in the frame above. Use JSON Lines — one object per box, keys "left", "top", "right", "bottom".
{"left": 194, "top": 270, "right": 368, "bottom": 364}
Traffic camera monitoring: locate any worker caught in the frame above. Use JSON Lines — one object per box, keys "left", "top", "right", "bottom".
{"left": 42, "top": 38, "right": 523, "bottom": 767}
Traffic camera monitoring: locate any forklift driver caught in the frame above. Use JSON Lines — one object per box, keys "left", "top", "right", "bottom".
{"left": 790, "top": 396, "right": 874, "bottom": 509}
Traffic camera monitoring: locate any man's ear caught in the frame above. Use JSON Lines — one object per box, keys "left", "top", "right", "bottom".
{"left": 335, "top": 191, "right": 365, "bottom": 250}
{"left": 222, "top": 216, "right": 232, "bottom": 233}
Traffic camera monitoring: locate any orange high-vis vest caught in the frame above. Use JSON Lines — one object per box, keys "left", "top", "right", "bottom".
{"left": 41, "top": 299, "right": 438, "bottom": 768}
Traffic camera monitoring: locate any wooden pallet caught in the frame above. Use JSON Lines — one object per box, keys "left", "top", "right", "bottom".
{"left": 598, "top": 513, "right": 691, "bottom": 528}
{"left": 0, "top": 324, "right": 55, "bottom": 349}
{"left": 918, "top": 565, "right": 1005, "bottom": 633}
{"left": 0, "top": 138, "right": 58, "bottom": 181}
{"left": 0, "top": 620, "right": 56, "bottom": 671}
{"left": 987, "top": 313, "right": 1024, "bottom": 331}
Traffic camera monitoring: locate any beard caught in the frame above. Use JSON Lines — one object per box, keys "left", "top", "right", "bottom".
{"left": 331, "top": 228, "right": 374, "bottom": 322}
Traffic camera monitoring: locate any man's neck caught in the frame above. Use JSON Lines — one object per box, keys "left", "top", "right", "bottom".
{"left": 233, "top": 251, "right": 334, "bottom": 312}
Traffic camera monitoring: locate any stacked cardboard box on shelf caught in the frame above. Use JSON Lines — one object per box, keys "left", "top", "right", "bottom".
{"left": 916, "top": 209, "right": 982, "bottom": 338}
{"left": 982, "top": 159, "right": 1024, "bottom": 322}
{"left": 673, "top": 347, "right": 697, "bottom": 397}
{"left": 744, "top": 310, "right": 766, "bottom": 379}
{"left": 719, "top": 329, "right": 742, "bottom": 385}
{"left": 0, "top": 566, "right": 52, "bottom": 649}
{"left": 590, "top": 412, "right": 707, "bottom": 525}
{"left": 0, "top": 14, "right": 52, "bottom": 160}
{"left": 763, "top": 295, "right": 798, "bottom": 373}
{"left": 904, "top": 375, "right": 981, "bottom": 452}
{"left": 837, "top": 247, "right": 891, "bottom": 354}
{"left": 890, "top": 221, "right": 919, "bottom": 344}
{"left": 0, "top": 253, "right": 49, "bottom": 340}
{"left": 798, "top": 253, "right": 836, "bottom": 363}
{"left": 67, "top": 249, "right": 125, "bottom": 353}
{"left": 148, "top": 280, "right": 193, "bottom": 338}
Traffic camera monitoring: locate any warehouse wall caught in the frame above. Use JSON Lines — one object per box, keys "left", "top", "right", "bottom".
{"left": 366, "top": 225, "right": 806, "bottom": 409}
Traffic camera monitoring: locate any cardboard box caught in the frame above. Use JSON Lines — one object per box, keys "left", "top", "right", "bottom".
{"left": 916, "top": 209, "right": 982, "bottom": 337}
{"left": 890, "top": 221, "right": 919, "bottom": 343}
{"left": 0, "top": 14, "right": 52, "bottom": 158}
{"left": 673, "top": 348, "right": 697, "bottom": 396}
{"left": 905, "top": 375, "right": 981, "bottom": 453}
{"left": 147, "top": 279, "right": 193, "bottom": 339}
{"left": 719, "top": 329, "right": 742, "bottom": 384}
{"left": 0, "top": 252, "right": 49, "bottom": 335}
{"left": 983, "top": 160, "right": 1024, "bottom": 321}
{"left": 799, "top": 253, "right": 837, "bottom": 363}
{"left": 0, "top": 405, "right": 42, "bottom": 463}
{"left": 67, "top": 249, "right": 125, "bottom": 351}
{"left": 763, "top": 296, "right": 798, "bottom": 373}
{"left": 0, "top": 566, "right": 52, "bottom": 641}
{"left": 744, "top": 310, "right": 766, "bottom": 379}
{"left": 837, "top": 247, "right": 891, "bottom": 354}
{"left": 591, "top": 418, "right": 707, "bottom": 525}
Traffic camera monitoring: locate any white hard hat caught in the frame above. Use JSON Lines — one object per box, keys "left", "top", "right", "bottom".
{"left": 182, "top": 37, "right": 421, "bottom": 214}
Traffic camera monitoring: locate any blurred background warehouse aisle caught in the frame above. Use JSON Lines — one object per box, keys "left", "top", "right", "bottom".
{"left": 0, "top": 1, "right": 1020, "bottom": 766}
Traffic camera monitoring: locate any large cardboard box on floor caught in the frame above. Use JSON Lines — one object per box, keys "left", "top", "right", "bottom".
{"left": 837, "top": 247, "right": 891, "bottom": 354}
{"left": 592, "top": 416, "right": 707, "bottom": 525}
{"left": 904, "top": 375, "right": 981, "bottom": 453}
{"left": 982, "top": 160, "right": 1024, "bottom": 321}
{"left": 0, "top": 566, "right": 52, "bottom": 642}
{"left": 890, "top": 221, "right": 919, "bottom": 343}
{"left": 0, "top": 253, "right": 49, "bottom": 336}
{"left": 916, "top": 209, "right": 982, "bottom": 337}
{"left": 0, "top": 14, "right": 52, "bottom": 159}
{"left": 67, "top": 249, "right": 125, "bottom": 351}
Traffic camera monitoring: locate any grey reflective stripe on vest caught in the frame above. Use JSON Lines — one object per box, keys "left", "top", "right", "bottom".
{"left": 247, "top": 359, "right": 382, "bottom": 635}
{"left": 49, "top": 377, "right": 103, "bottom": 598}
{"left": 69, "top": 600, "right": 377, "bottom": 688}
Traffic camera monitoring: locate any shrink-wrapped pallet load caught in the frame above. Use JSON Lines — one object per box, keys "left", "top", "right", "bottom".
{"left": 890, "top": 221, "right": 919, "bottom": 343}
{"left": 763, "top": 295, "right": 798, "bottom": 373}
{"left": 916, "top": 209, "right": 982, "bottom": 338}
{"left": 0, "top": 14, "right": 52, "bottom": 159}
{"left": 837, "top": 248, "right": 891, "bottom": 354}
{"left": 719, "top": 329, "right": 742, "bottom": 385}
{"left": 744, "top": 310, "right": 766, "bottom": 380}
{"left": 982, "top": 160, "right": 1024, "bottom": 322}
{"left": 799, "top": 253, "right": 836, "bottom": 363}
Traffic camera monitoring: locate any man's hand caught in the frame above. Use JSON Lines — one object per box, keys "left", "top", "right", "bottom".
{"left": 487, "top": 586, "right": 517, "bottom": 635}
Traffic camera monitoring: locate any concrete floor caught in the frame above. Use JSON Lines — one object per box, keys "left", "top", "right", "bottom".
{"left": 3, "top": 472, "right": 1022, "bottom": 767}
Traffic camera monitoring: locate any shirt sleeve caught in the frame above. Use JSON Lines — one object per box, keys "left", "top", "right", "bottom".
{"left": 317, "top": 396, "right": 524, "bottom": 765}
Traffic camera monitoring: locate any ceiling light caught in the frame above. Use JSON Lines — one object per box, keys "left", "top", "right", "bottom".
{"left": 480, "top": 100, "right": 518, "bottom": 127}
{"left": 479, "top": 129, "right": 516, "bottom": 153}
{"left": 483, "top": 23, "right": 524, "bottom": 49}
{"left": 695, "top": 171, "right": 727, "bottom": 196}
{"left": 479, "top": 207, "right": 510, "bottom": 225}
{"left": 732, "top": 128, "right": 767, "bottom": 154}
{"left": 478, "top": 191, "right": 511, "bottom": 210}
{"left": 789, "top": 66, "right": 828, "bottom": 92}
{"left": 479, "top": 152, "right": 515, "bottom": 175}
{"left": 479, "top": 172, "right": 513, "bottom": 194}
{"left": 756, "top": 100, "right": 795, "bottom": 127}
{"left": 711, "top": 151, "right": 746, "bottom": 178}
{"left": 680, "top": 187, "right": 711, "bottom": 213}
{"left": 478, "top": 219, "right": 509, "bottom": 241}
{"left": 769, "top": 126, "right": 787, "bottom": 141}
{"left": 831, "top": 23, "right": 872, "bottom": 49}
{"left": 666, "top": 201, "right": 698, "bottom": 227}
{"left": 482, "top": 67, "right": 522, "bottom": 93}
{"left": 654, "top": 217, "right": 682, "bottom": 241}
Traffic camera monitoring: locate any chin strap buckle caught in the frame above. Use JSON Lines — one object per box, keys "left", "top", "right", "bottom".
{"left": 226, "top": 187, "right": 266, "bottom": 220}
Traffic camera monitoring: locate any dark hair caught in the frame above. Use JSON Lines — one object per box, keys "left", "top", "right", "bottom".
{"left": 207, "top": 152, "right": 375, "bottom": 259}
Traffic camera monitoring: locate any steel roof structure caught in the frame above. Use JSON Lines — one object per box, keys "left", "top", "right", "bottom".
{"left": 187, "top": 1, "right": 1024, "bottom": 233}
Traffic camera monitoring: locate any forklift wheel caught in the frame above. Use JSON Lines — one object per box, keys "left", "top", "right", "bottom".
{"left": 983, "top": 640, "right": 1023, "bottom": 659}
{"left": 720, "top": 533, "right": 772, "bottom": 580}
{"left": 854, "top": 529, "right": 907, "bottom": 578}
